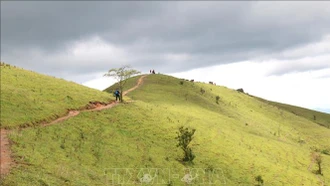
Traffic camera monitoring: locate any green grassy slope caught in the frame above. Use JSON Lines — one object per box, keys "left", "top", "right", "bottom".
{"left": 2, "top": 74, "right": 330, "bottom": 185}
{"left": 103, "top": 75, "right": 143, "bottom": 93}
{"left": 254, "top": 97, "right": 330, "bottom": 129}
{"left": 0, "top": 63, "right": 113, "bottom": 128}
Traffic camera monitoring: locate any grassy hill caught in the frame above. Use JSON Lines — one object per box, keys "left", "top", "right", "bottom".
{"left": 103, "top": 75, "right": 142, "bottom": 93}
{"left": 0, "top": 63, "right": 113, "bottom": 128}
{"left": 253, "top": 96, "right": 330, "bottom": 129}
{"left": 1, "top": 72, "right": 330, "bottom": 185}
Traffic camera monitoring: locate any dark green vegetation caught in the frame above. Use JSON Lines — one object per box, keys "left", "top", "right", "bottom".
{"left": 1, "top": 65, "right": 329, "bottom": 185}
{"left": 176, "top": 126, "right": 196, "bottom": 163}
{"left": 255, "top": 175, "right": 264, "bottom": 185}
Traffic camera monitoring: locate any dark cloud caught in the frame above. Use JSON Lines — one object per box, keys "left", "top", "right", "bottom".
{"left": 1, "top": 1, "right": 164, "bottom": 51}
{"left": 1, "top": 1, "right": 330, "bottom": 81}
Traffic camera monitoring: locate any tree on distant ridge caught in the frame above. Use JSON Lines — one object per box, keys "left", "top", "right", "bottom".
{"left": 104, "top": 65, "right": 140, "bottom": 102}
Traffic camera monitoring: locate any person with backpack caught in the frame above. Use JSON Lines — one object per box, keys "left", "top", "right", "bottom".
{"left": 114, "top": 89, "right": 121, "bottom": 101}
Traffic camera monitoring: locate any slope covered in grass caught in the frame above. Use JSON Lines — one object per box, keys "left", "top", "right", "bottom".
{"left": 0, "top": 64, "right": 112, "bottom": 128}
{"left": 254, "top": 96, "right": 330, "bottom": 129}
{"left": 2, "top": 74, "right": 330, "bottom": 185}
{"left": 103, "top": 75, "right": 143, "bottom": 93}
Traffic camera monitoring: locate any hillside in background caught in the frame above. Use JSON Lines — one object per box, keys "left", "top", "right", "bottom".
{"left": 1, "top": 65, "right": 329, "bottom": 185}
{"left": 254, "top": 96, "right": 330, "bottom": 129}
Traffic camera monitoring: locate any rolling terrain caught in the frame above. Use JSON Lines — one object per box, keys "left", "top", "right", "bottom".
{"left": 254, "top": 96, "right": 330, "bottom": 129}
{"left": 1, "top": 64, "right": 329, "bottom": 185}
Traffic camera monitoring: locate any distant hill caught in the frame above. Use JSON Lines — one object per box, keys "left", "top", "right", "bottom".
{"left": 253, "top": 96, "right": 330, "bottom": 129}
{"left": 1, "top": 68, "right": 329, "bottom": 185}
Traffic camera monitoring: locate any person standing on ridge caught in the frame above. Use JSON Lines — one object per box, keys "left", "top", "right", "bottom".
{"left": 114, "top": 89, "right": 121, "bottom": 102}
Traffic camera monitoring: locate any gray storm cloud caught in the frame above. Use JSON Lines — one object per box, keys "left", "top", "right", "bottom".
{"left": 1, "top": 1, "right": 330, "bottom": 82}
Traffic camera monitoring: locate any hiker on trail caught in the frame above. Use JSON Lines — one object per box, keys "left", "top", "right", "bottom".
{"left": 114, "top": 89, "right": 121, "bottom": 101}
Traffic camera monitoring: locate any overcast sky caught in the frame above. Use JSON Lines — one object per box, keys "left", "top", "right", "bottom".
{"left": 1, "top": 1, "right": 330, "bottom": 113}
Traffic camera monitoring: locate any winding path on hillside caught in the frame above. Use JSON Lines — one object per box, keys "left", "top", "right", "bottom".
{"left": 0, "top": 75, "right": 147, "bottom": 178}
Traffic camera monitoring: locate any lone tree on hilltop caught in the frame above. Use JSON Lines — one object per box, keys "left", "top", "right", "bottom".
{"left": 104, "top": 65, "right": 140, "bottom": 102}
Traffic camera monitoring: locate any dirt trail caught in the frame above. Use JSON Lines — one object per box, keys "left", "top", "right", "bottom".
{"left": 42, "top": 110, "right": 80, "bottom": 127}
{"left": 0, "top": 130, "right": 11, "bottom": 176}
{"left": 0, "top": 75, "right": 147, "bottom": 178}
{"left": 123, "top": 75, "right": 146, "bottom": 95}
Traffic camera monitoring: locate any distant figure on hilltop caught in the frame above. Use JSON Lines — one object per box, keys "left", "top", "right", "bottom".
{"left": 114, "top": 89, "right": 121, "bottom": 101}
{"left": 152, "top": 69, "right": 155, "bottom": 74}
{"left": 150, "top": 70, "right": 152, "bottom": 74}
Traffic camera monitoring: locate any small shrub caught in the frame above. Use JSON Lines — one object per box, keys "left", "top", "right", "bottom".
{"left": 200, "top": 88, "right": 205, "bottom": 94}
{"left": 255, "top": 175, "right": 264, "bottom": 185}
{"left": 315, "top": 155, "right": 322, "bottom": 175}
{"left": 215, "top": 95, "right": 220, "bottom": 104}
{"left": 311, "top": 152, "right": 323, "bottom": 175}
{"left": 236, "top": 88, "right": 244, "bottom": 93}
{"left": 321, "top": 149, "right": 330, "bottom": 155}
{"left": 176, "top": 126, "right": 196, "bottom": 162}
{"left": 180, "top": 81, "right": 184, "bottom": 85}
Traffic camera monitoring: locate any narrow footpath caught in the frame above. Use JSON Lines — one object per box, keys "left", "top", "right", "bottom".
{"left": 0, "top": 75, "right": 147, "bottom": 177}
